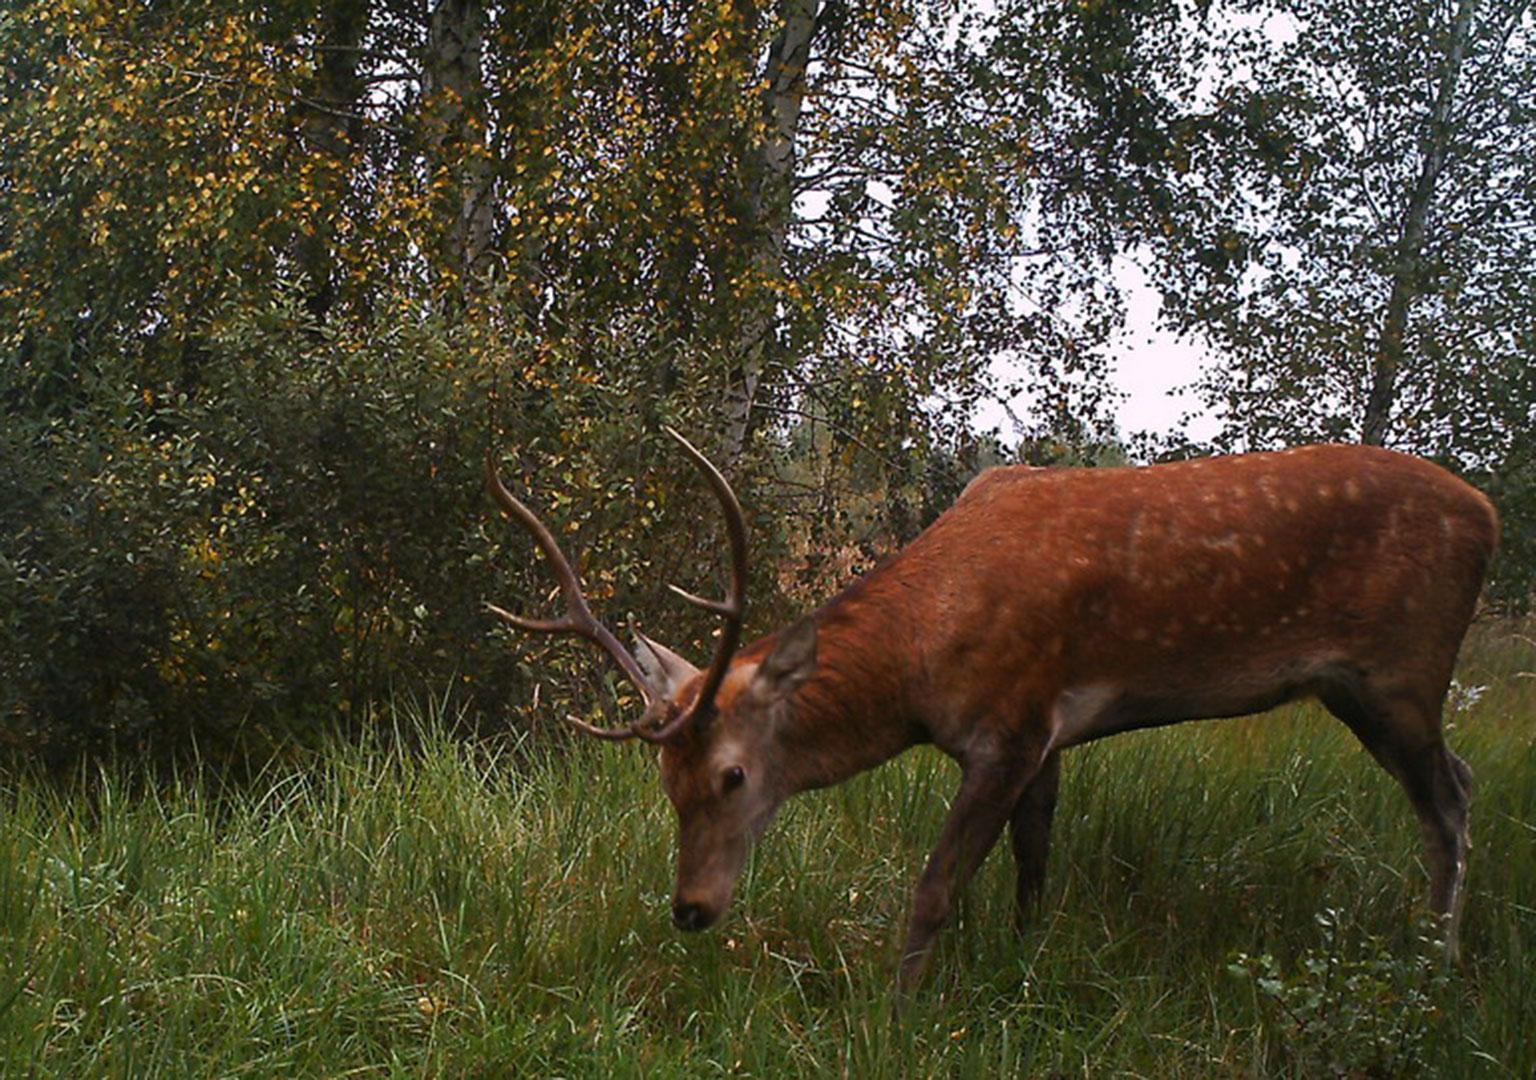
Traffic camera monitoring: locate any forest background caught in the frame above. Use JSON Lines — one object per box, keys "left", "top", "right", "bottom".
{"left": 2, "top": 0, "right": 1532, "bottom": 762}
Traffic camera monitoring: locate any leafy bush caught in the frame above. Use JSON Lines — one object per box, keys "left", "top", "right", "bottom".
{"left": 0, "top": 289, "right": 786, "bottom": 764}
{"left": 1229, "top": 910, "right": 1451, "bottom": 1078}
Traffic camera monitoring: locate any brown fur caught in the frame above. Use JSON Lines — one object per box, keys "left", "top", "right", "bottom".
{"left": 650, "top": 445, "right": 1497, "bottom": 986}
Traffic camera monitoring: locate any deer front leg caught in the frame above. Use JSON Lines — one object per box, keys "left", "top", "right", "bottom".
{"left": 899, "top": 750, "right": 1044, "bottom": 991}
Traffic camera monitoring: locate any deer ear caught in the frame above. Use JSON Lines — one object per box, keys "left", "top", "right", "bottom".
{"left": 633, "top": 633, "right": 700, "bottom": 699}
{"left": 752, "top": 617, "right": 818, "bottom": 704}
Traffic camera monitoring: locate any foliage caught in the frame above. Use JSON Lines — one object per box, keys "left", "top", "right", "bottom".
{"left": 1230, "top": 910, "right": 1451, "bottom": 1077}
{"left": 0, "top": 0, "right": 1102, "bottom": 451}
{"left": 1159, "top": 0, "right": 1534, "bottom": 457}
{"left": 2, "top": 0, "right": 1532, "bottom": 758}
{"left": 982, "top": 0, "right": 1535, "bottom": 599}
{"left": 988, "top": 0, "right": 1536, "bottom": 467}
{"left": 0, "top": 0, "right": 1043, "bottom": 757}
{"left": 0, "top": 284, "right": 783, "bottom": 760}
{"left": 2, "top": 291, "right": 476, "bottom": 757}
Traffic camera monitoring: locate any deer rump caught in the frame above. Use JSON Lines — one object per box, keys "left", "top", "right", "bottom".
{"left": 888, "top": 444, "right": 1498, "bottom": 751}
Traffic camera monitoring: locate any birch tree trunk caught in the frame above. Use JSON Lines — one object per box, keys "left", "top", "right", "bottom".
{"left": 424, "top": 0, "right": 496, "bottom": 288}
{"left": 1361, "top": 0, "right": 1477, "bottom": 445}
{"left": 720, "top": 0, "right": 820, "bottom": 473}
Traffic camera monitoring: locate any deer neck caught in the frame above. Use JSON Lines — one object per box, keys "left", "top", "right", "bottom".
{"left": 777, "top": 598, "right": 923, "bottom": 794}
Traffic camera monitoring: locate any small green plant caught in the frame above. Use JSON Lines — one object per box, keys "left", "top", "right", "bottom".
{"left": 1229, "top": 909, "right": 1450, "bottom": 1078}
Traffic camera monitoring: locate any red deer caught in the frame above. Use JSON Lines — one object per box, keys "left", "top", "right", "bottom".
{"left": 486, "top": 432, "right": 1498, "bottom": 987}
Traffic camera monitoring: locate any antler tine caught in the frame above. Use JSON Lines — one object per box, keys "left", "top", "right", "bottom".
{"left": 485, "top": 602, "right": 578, "bottom": 636}
{"left": 656, "top": 426, "right": 749, "bottom": 735}
{"left": 561, "top": 713, "right": 646, "bottom": 741}
{"left": 484, "top": 451, "right": 665, "bottom": 738}
{"left": 665, "top": 585, "right": 738, "bottom": 617}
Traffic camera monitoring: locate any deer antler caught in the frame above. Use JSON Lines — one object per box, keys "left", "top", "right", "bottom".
{"left": 657, "top": 427, "right": 747, "bottom": 735}
{"left": 485, "top": 428, "right": 748, "bottom": 742}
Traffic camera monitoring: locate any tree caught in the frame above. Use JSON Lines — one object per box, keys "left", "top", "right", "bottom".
{"left": 5, "top": 0, "right": 1129, "bottom": 755}
{"left": 1125, "top": 0, "right": 1534, "bottom": 464}
{"left": 1185, "top": 0, "right": 1534, "bottom": 596}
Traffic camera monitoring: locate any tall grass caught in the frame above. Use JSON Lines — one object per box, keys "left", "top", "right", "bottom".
{"left": 1, "top": 633, "right": 1532, "bottom": 1077}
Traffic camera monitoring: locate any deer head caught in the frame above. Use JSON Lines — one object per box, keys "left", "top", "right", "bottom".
{"left": 485, "top": 429, "right": 815, "bottom": 931}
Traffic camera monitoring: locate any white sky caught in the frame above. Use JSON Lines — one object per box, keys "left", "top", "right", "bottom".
{"left": 976, "top": 255, "right": 1221, "bottom": 445}
{"left": 1103, "top": 256, "right": 1219, "bottom": 441}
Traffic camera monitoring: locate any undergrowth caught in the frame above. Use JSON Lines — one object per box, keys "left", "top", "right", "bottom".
{"left": 1, "top": 631, "right": 1532, "bottom": 1077}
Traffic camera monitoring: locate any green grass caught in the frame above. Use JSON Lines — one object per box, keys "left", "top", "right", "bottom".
{"left": 2, "top": 631, "right": 1533, "bottom": 1077}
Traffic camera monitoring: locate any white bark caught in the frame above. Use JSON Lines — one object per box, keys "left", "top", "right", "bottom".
{"left": 720, "top": 0, "right": 820, "bottom": 472}
{"left": 1362, "top": 0, "right": 1477, "bottom": 445}
{"left": 425, "top": 0, "right": 496, "bottom": 286}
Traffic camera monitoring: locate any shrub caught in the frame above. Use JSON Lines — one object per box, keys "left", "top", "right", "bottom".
{"left": 0, "top": 289, "right": 779, "bottom": 764}
{"left": 1229, "top": 909, "right": 1450, "bottom": 1077}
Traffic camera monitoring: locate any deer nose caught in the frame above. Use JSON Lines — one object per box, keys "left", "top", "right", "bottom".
{"left": 672, "top": 900, "right": 709, "bottom": 931}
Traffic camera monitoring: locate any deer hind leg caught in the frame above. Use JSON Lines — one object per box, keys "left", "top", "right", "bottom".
{"left": 1008, "top": 749, "right": 1061, "bottom": 932}
{"left": 1320, "top": 683, "right": 1472, "bottom": 961}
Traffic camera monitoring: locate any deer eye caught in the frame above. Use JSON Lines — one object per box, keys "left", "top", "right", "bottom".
{"left": 722, "top": 765, "right": 746, "bottom": 792}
